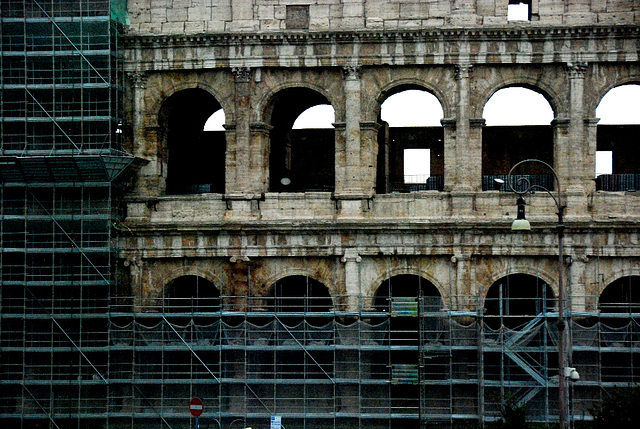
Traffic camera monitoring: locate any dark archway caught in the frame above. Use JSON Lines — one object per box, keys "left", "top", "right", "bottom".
{"left": 267, "top": 88, "right": 335, "bottom": 192}
{"left": 267, "top": 275, "right": 333, "bottom": 326}
{"left": 599, "top": 275, "right": 640, "bottom": 324}
{"left": 373, "top": 274, "right": 446, "bottom": 419}
{"left": 484, "top": 274, "right": 555, "bottom": 330}
{"left": 160, "top": 89, "right": 226, "bottom": 195}
{"left": 165, "top": 275, "right": 221, "bottom": 315}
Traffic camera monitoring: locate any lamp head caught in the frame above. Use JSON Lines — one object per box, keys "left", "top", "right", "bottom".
{"left": 511, "top": 196, "right": 531, "bottom": 231}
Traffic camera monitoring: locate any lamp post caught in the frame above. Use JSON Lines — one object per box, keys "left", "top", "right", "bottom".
{"left": 506, "top": 159, "right": 568, "bottom": 429}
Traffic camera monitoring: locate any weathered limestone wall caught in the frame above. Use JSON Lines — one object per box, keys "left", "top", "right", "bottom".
{"left": 126, "top": 0, "right": 640, "bottom": 35}
{"left": 121, "top": 0, "right": 640, "bottom": 315}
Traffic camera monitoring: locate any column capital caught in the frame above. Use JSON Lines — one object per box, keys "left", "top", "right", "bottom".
{"left": 566, "top": 62, "right": 588, "bottom": 79}
{"left": 469, "top": 118, "right": 486, "bottom": 128}
{"left": 440, "top": 118, "right": 457, "bottom": 129}
{"left": 343, "top": 65, "right": 361, "bottom": 80}
{"left": 127, "top": 71, "right": 147, "bottom": 88}
{"left": 232, "top": 66, "right": 251, "bottom": 82}
{"left": 454, "top": 63, "right": 474, "bottom": 80}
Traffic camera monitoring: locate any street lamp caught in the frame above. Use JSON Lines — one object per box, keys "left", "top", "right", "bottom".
{"left": 506, "top": 159, "right": 569, "bottom": 429}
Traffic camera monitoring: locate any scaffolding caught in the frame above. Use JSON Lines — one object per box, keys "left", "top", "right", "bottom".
{"left": 1, "top": 2, "right": 640, "bottom": 429}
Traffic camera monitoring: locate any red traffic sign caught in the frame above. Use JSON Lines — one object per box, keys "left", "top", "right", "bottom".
{"left": 189, "top": 397, "right": 203, "bottom": 417}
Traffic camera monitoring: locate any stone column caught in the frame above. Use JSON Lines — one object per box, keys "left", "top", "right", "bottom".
{"left": 454, "top": 64, "right": 481, "bottom": 192}
{"left": 342, "top": 249, "right": 362, "bottom": 313}
{"left": 441, "top": 118, "right": 457, "bottom": 191}
{"left": 128, "top": 72, "right": 159, "bottom": 195}
{"left": 359, "top": 121, "right": 380, "bottom": 196}
{"left": 583, "top": 118, "right": 600, "bottom": 194}
{"left": 337, "top": 65, "right": 365, "bottom": 197}
{"left": 567, "top": 255, "right": 588, "bottom": 314}
{"left": 566, "top": 62, "right": 589, "bottom": 193}
{"left": 552, "top": 116, "right": 570, "bottom": 195}
{"left": 225, "top": 67, "right": 255, "bottom": 197}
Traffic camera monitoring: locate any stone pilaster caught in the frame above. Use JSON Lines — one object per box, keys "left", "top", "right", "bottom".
{"left": 454, "top": 64, "right": 481, "bottom": 192}
{"left": 441, "top": 118, "right": 457, "bottom": 192}
{"left": 337, "top": 65, "right": 365, "bottom": 197}
{"left": 360, "top": 121, "right": 381, "bottom": 196}
{"left": 568, "top": 255, "right": 588, "bottom": 314}
{"left": 225, "top": 67, "right": 254, "bottom": 196}
{"left": 342, "top": 250, "right": 362, "bottom": 313}
{"left": 566, "top": 62, "right": 589, "bottom": 193}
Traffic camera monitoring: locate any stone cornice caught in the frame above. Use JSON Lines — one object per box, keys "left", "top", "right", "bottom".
{"left": 122, "top": 25, "right": 639, "bottom": 47}
{"left": 122, "top": 25, "right": 639, "bottom": 71}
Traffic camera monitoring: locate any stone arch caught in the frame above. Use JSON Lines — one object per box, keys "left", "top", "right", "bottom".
{"left": 373, "top": 273, "right": 444, "bottom": 314}
{"left": 260, "top": 84, "right": 337, "bottom": 192}
{"left": 373, "top": 81, "right": 448, "bottom": 193}
{"left": 367, "top": 265, "right": 448, "bottom": 310}
{"left": 164, "top": 275, "right": 221, "bottom": 313}
{"left": 595, "top": 269, "right": 640, "bottom": 299}
{"left": 256, "top": 81, "right": 341, "bottom": 125}
{"left": 478, "top": 81, "right": 560, "bottom": 189}
{"left": 483, "top": 273, "right": 555, "bottom": 329}
{"left": 258, "top": 264, "right": 338, "bottom": 300}
{"left": 158, "top": 87, "right": 227, "bottom": 194}
{"left": 479, "top": 266, "right": 558, "bottom": 305}
{"left": 147, "top": 77, "right": 233, "bottom": 128}
{"left": 475, "top": 78, "right": 562, "bottom": 120}
{"left": 150, "top": 266, "right": 223, "bottom": 302}
{"left": 370, "top": 79, "right": 452, "bottom": 121}
{"left": 586, "top": 77, "right": 640, "bottom": 119}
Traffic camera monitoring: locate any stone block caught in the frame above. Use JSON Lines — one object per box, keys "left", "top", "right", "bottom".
{"left": 343, "top": 4, "right": 364, "bottom": 18}
{"left": 476, "top": 0, "right": 496, "bottom": 17}
{"left": 366, "top": 17, "right": 384, "bottom": 29}
{"left": 340, "top": 17, "right": 365, "bottom": 29}
{"left": 150, "top": 7, "right": 167, "bottom": 22}
{"left": 597, "top": 12, "right": 638, "bottom": 25}
{"left": 310, "top": 18, "right": 331, "bottom": 31}
{"left": 166, "top": 7, "right": 188, "bottom": 22}
{"left": 162, "top": 21, "right": 185, "bottom": 34}
{"left": 257, "top": 5, "right": 275, "bottom": 20}
{"left": 274, "top": 6, "right": 287, "bottom": 20}
{"left": 399, "top": 3, "right": 429, "bottom": 20}
{"left": 260, "top": 19, "right": 283, "bottom": 31}
{"left": 563, "top": 12, "right": 597, "bottom": 25}
{"left": 227, "top": 20, "right": 260, "bottom": 32}
{"left": 138, "top": 22, "right": 163, "bottom": 35}
{"left": 184, "top": 21, "right": 206, "bottom": 34}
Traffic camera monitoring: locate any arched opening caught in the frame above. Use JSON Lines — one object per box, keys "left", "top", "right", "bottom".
{"left": 598, "top": 276, "right": 640, "bottom": 382}
{"left": 264, "top": 275, "right": 334, "bottom": 395}
{"left": 165, "top": 275, "right": 221, "bottom": 316}
{"left": 373, "top": 274, "right": 445, "bottom": 419}
{"left": 484, "top": 274, "right": 557, "bottom": 386}
{"left": 484, "top": 274, "right": 555, "bottom": 329}
{"left": 377, "top": 89, "right": 445, "bottom": 193}
{"left": 599, "top": 275, "right": 640, "bottom": 324}
{"left": 595, "top": 84, "right": 640, "bottom": 191}
{"left": 160, "top": 89, "right": 226, "bottom": 195}
{"left": 268, "top": 88, "right": 335, "bottom": 192}
{"left": 267, "top": 275, "right": 333, "bottom": 326}
{"left": 481, "top": 87, "right": 555, "bottom": 191}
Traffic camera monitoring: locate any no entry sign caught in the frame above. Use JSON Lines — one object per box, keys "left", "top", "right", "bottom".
{"left": 189, "top": 397, "right": 203, "bottom": 417}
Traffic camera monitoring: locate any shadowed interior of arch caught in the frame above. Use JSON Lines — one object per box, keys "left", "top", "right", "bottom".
{"left": 484, "top": 274, "right": 555, "bottom": 330}
{"left": 268, "top": 88, "right": 335, "bottom": 192}
{"left": 161, "top": 88, "right": 226, "bottom": 195}
{"left": 165, "top": 275, "right": 221, "bottom": 316}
